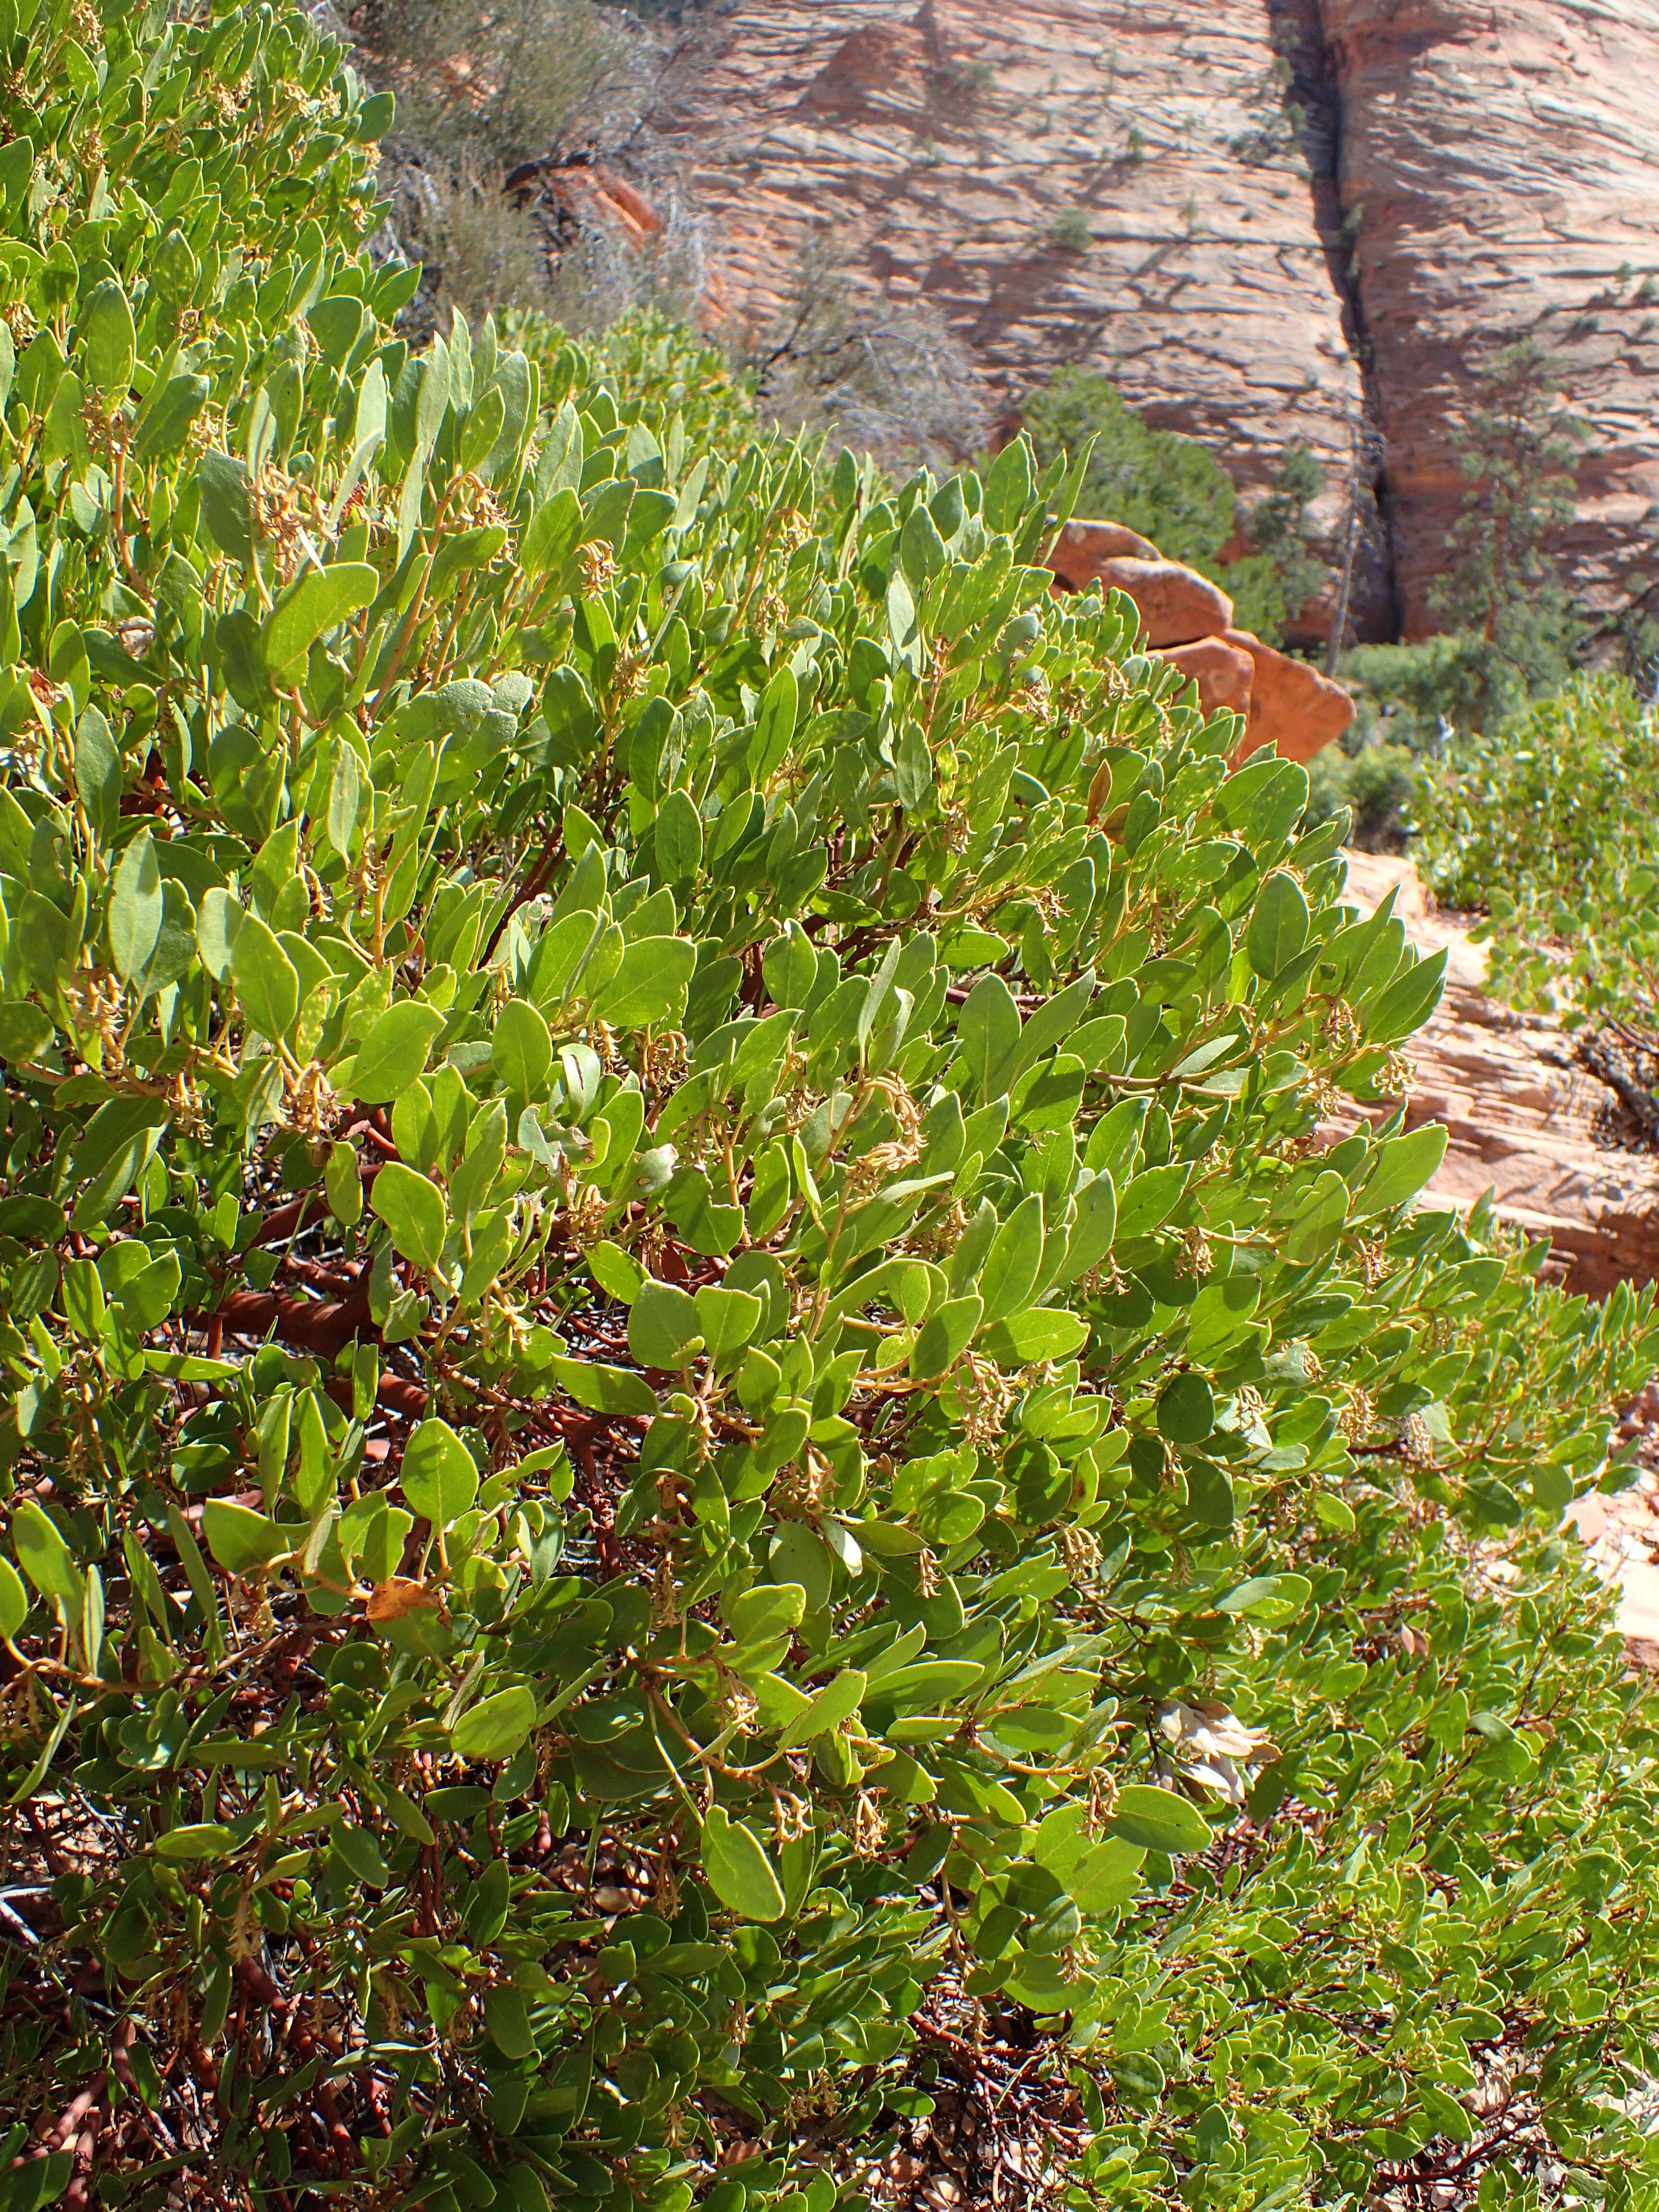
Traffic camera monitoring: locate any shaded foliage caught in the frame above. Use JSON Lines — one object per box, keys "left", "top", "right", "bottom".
{"left": 0, "top": 7, "right": 1656, "bottom": 2212}
{"left": 1414, "top": 671, "right": 1659, "bottom": 1040}
{"left": 1429, "top": 340, "right": 1586, "bottom": 690}
{"left": 1017, "top": 371, "right": 1324, "bottom": 645}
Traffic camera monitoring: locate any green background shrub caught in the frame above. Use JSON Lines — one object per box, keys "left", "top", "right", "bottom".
{"left": 0, "top": 4, "right": 1656, "bottom": 2210}
{"left": 1019, "top": 370, "right": 1323, "bottom": 645}
{"left": 1413, "top": 671, "right": 1659, "bottom": 1033}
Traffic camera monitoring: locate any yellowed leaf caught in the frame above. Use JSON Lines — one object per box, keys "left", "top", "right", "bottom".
{"left": 364, "top": 1576, "right": 441, "bottom": 1621}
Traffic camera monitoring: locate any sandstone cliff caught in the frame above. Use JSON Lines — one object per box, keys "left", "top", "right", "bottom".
{"left": 649, "top": 0, "right": 1659, "bottom": 649}
{"left": 651, "top": 0, "right": 1389, "bottom": 642}
{"left": 1317, "top": 0, "right": 1659, "bottom": 638}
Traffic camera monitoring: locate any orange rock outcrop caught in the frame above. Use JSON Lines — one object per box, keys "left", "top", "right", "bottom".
{"left": 1047, "top": 522, "right": 1355, "bottom": 763}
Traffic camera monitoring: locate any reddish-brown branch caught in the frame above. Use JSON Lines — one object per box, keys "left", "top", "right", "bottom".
{"left": 254, "top": 1150, "right": 387, "bottom": 1250}
{"left": 232, "top": 1961, "right": 359, "bottom": 2173}
{"left": 62, "top": 2110, "right": 103, "bottom": 2212}
{"left": 481, "top": 832, "right": 565, "bottom": 963}
{"left": 195, "top": 1278, "right": 375, "bottom": 1364}
{"left": 324, "top": 1370, "right": 428, "bottom": 1422}
{"left": 36, "top": 2080, "right": 105, "bottom": 2151}
{"left": 252, "top": 1191, "right": 327, "bottom": 1249}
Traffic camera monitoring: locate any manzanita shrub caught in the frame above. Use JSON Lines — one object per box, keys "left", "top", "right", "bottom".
{"left": 2, "top": 3, "right": 1659, "bottom": 2209}
{"left": 1415, "top": 670, "right": 1659, "bottom": 1039}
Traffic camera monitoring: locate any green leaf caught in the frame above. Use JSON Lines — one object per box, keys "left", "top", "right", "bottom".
{"left": 1365, "top": 946, "right": 1448, "bottom": 1044}
{"left": 1217, "top": 1573, "right": 1311, "bottom": 1625}
{"left": 629, "top": 1278, "right": 702, "bottom": 1368}
{"left": 1418, "top": 2082, "right": 1475, "bottom": 2145}
{"left": 230, "top": 914, "right": 300, "bottom": 1042}
{"left": 370, "top": 1163, "right": 449, "bottom": 1271}
{"left": 486, "top": 1984, "right": 537, "bottom": 2060}
{"left": 591, "top": 937, "right": 697, "bottom": 1027}
{"left": 155, "top": 1823, "right": 237, "bottom": 1862}
{"left": 460, "top": 383, "right": 506, "bottom": 473}
{"left": 82, "top": 277, "right": 136, "bottom": 397}
{"left": 0, "top": 1554, "right": 27, "bottom": 1638}
{"left": 581, "top": 476, "right": 635, "bottom": 549}
{"left": 133, "top": 372, "right": 208, "bottom": 460}
{"left": 75, "top": 706, "right": 120, "bottom": 841}
{"left": 108, "top": 828, "right": 163, "bottom": 982}
{"left": 978, "top": 1193, "right": 1044, "bottom": 1326}
{"left": 1247, "top": 871, "right": 1310, "bottom": 979}
{"left": 702, "top": 1804, "right": 786, "bottom": 1922}
{"left": 1058, "top": 1170, "right": 1117, "bottom": 1282}
{"left": 1067, "top": 1837, "right": 1146, "bottom": 1915}
{"left": 588, "top": 1239, "right": 645, "bottom": 1302}
{"left": 727, "top": 1582, "right": 806, "bottom": 1641}
{"left": 900, "top": 505, "right": 947, "bottom": 588}
{"left": 202, "top": 1500, "right": 291, "bottom": 1575}
{"left": 264, "top": 563, "right": 379, "bottom": 678}
{"left": 547, "top": 1357, "right": 658, "bottom": 1418}
{"left": 401, "top": 1418, "right": 479, "bottom": 1527}
{"left": 453, "top": 1684, "right": 537, "bottom": 1762}
{"left": 333, "top": 1822, "right": 389, "bottom": 1889}
{"left": 325, "top": 1140, "right": 363, "bottom": 1224}
{"left": 198, "top": 449, "right": 254, "bottom": 564}
{"left": 750, "top": 663, "right": 798, "bottom": 783}
{"left": 196, "top": 888, "right": 244, "bottom": 981}
{"left": 1282, "top": 1168, "right": 1348, "bottom": 1267}
{"left": 762, "top": 924, "right": 816, "bottom": 1010}
{"left": 522, "top": 485, "right": 582, "bottom": 577}
{"left": 1156, "top": 1370, "right": 1214, "bottom": 1445}
{"left": 0, "top": 135, "right": 34, "bottom": 216}
{"left": 979, "top": 1308, "right": 1089, "bottom": 1365}
{"left": 984, "top": 437, "right": 1034, "bottom": 531}
{"left": 911, "top": 1295, "right": 982, "bottom": 1378}
{"left": 1106, "top": 1783, "right": 1210, "bottom": 1854}
{"left": 327, "top": 742, "right": 362, "bottom": 855}
{"left": 416, "top": 340, "right": 451, "bottom": 450}
{"left": 959, "top": 974, "right": 1021, "bottom": 1104}
{"left": 1116, "top": 1162, "right": 1191, "bottom": 1240}
{"left": 0, "top": 1001, "right": 53, "bottom": 1062}
{"left": 1357, "top": 1124, "right": 1449, "bottom": 1217}
{"left": 538, "top": 400, "right": 583, "bottom": 496}
{"left": 778, "top": 1669, "right": 866, "bottom": 1747}
{"left": 492, "top": 998, "right": 553, "bottom": 1097}
{"left": 11, "top": 1500, "right": 81, "bottom": 1608}
{"left": 693, "top": 1284, "right": 762, "bottom": 1362}
{"left": 655, "top": 789, "right": 704, "bottom": 879}
{"left": 348, "top": 1001, "right": 445, "bottom": 1103}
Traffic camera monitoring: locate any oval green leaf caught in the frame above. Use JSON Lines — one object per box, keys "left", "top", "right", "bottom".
{"left": 702, "top": 1804, "right": 786, "bottom": 1922}
{"left": 348, "top": 1001, "right": 446, "bottom": 1104}
{"left": 230, "top": 914, "right": 299, "bottom": 1043}
{"left": 370, "top": 1162, "right": 449, "bottom": 1271}
{"left": 1106, "top": 1782, "right": 1211, "bottom": 1855}
{"left": 401, "top": 1417, "right": 479, "bottom": 1528}
{"left": 11, "top": 1499, "right": 81, "bottom": 1607}
{"left": 493, "top": 998, "right": 553, "bottom": 1099}
{"left": 202, "top": 1499, "right": 291, "bottom": 1575}
{"left": 264, "top": 562, "right": 379, "bottom": 678}
{"left": 453, "top": 1684, "right": 537, "bottom": 1763}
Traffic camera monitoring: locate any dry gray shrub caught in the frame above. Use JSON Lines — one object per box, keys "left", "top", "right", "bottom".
{"left": 376, "top": 156, "right": 558, "bottom": 335}
{"left": 538, "top": 183, "right": 709, "bottom": 333}
{"left": 365, "top": 0, "right": 641, "bottom": 171}
{"left": 360, "top": 0, "right": 710, "bottom": 334}
{"left": 744, "top": 228, "right": 991, "bottom": 472}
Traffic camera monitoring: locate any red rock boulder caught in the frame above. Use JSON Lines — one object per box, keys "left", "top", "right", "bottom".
{"left": 1157, "top": 635, "right": 1254, "bottom": 719}
{"left": 1065, "top": 552, "right": 1234, "bottom": 648}
{"left": 1226, "top": 629, "right": 1355, "bottom": 764}
{"left": 1047, "top": 518, "right": 1162, "bottom": 587}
